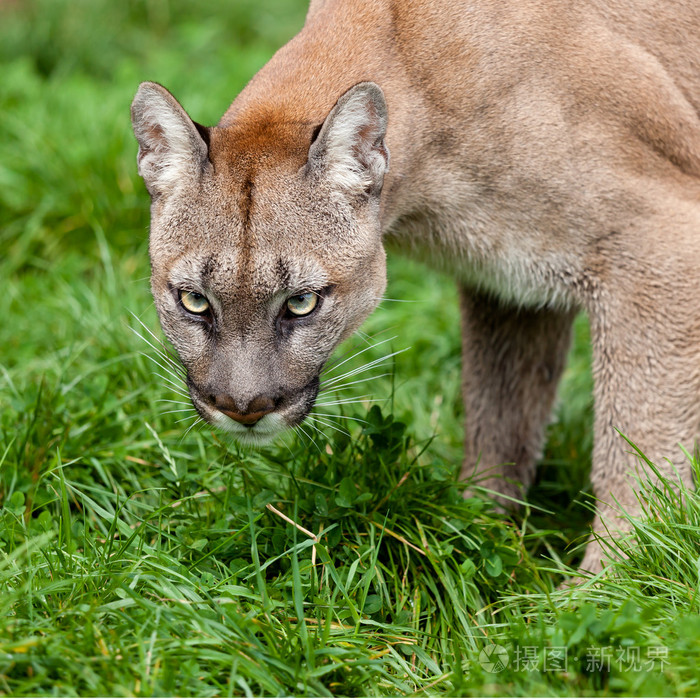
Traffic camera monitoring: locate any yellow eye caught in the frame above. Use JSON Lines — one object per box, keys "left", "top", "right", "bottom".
{"left": 180, "top": 290, "right": 210, "bottom": 315}
{"left": 286, "top": 292, "right": 318, "bottom": 317}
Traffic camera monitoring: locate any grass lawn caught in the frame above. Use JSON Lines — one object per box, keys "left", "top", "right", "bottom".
{"left": 1, "top": 0, "right": 699, "bottom": 696}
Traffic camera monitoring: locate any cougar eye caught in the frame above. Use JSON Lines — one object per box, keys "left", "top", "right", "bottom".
{"left": 179, "top": 290, "right": 210, "bottom": 315}
{"left": 286, "top": 292, "right": 318, "bottom": 317}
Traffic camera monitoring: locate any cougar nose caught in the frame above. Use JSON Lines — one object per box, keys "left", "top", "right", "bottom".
{"left": 214, "top": 394, "right": 277, "bottom": 426}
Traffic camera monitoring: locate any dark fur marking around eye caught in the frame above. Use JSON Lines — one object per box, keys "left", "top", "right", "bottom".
{"left": 200, "top": 254, "right": 216, "bottom": 287}
{"left": 275, "top": 258, "right": 292, "bottom": 288}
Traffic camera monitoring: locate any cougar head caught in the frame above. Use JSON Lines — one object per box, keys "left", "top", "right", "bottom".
{"left": 130, "top": 81, "right": 389, "bottom": 444}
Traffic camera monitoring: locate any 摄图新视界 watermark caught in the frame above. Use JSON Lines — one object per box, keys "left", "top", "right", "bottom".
{"left": 478, "top": 644, "right": 669, "bottom": 674}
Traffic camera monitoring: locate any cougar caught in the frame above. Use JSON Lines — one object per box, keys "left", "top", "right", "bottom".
{"left": 131, "top": 0, "right": 700, "bottom": 574}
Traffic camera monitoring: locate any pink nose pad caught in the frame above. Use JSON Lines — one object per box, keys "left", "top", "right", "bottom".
{"left": 214, "top": 395, "right": 277, "bottom": 426}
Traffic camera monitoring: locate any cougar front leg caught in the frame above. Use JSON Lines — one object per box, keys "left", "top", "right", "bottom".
{"left": 580, "top": 286, "right": 700, "bottom": 574}
{"left": 458, "top": 286, "right": 576, "bottom": 506}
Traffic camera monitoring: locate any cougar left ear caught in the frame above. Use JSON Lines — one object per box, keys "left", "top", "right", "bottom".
{"left": 131, "top": 81, "right": 210, "bottom": 199}
{"left": 306, "top": 82, "right": 389, "bottom": 196}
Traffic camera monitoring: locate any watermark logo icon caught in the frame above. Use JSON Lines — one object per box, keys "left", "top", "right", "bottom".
{"left": 479, "top": 644, "right": 509, "bottom": 673}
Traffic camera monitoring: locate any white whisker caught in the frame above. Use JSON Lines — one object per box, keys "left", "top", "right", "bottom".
{"left": 322, "top": 348, "right": 408, "bottom": 388}
{"left": 151, "top": 369, "right": 188, "bottom": 390}
{"left": 307, "top": 416, "right": 351, "bottom": 438}
{"left": 295, "top": 422, "right": 322, "bottom": 454}
{"left": 278, "top": 431, "right": 296, "bottom": 460}
{"left": 308, "top": 412, "right": 346, "bottom": 428}
{"left": 155, "top": 384, "right": 190, "bottom": 401}
{"left": 181, "top": 416, "right": 203, "bottom": 439}
{"left": 175, "top": 412, "right": 200, "bottom": 422}
{"left": 318, "top": 373, "right": 390, "bottom": 392}
{"left": 130, "top": 327, "right": 185, "bottom": 378}
{"left": 309, "top": 412, "right": 368, "bottom": 425}
{"left": 353, "top": 329, "right": 373, "bottom": 345}
{"left": 306, "top": 418, "right": 336, "bottom": 442}
{"left": 316, "top": 394, "right": 372, "bottom": 403}
{"left": 160, "top": 408, "right": 197, "bottom": 416}
{"left": 315, "top": 398, "right": 373, "bottom": 408}
{"left": 155, "top": 381, "right": 190, "bottom": 400}
{"left": 322, "top": 336, "right": 397, "bottom": 378}
{"left": 136, "top": 350, "right": 187, "bottom": 388}
{"left": 146, "top": 355, "right": 186, "bottom": 384}
{"left": 128, "top": 312, "right": 184, "bottom": 370}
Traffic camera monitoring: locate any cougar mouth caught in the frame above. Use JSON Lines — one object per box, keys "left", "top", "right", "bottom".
{"left": 188, "top": 375, "right": 321, "bottom": 446}
{"left": 211, "top": 411, "right": 290, "bottom": 446}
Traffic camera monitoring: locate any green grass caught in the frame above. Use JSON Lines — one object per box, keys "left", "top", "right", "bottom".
{"left": 1, "top": 0, "right": 700, "bottom": 695}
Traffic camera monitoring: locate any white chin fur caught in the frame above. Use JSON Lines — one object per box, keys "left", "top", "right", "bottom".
{"left": 210, "top": 411, "right": 288, "bottom": 446}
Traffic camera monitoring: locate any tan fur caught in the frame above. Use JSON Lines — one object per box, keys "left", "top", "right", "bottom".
{"left": 132, "top": 0, "right": 700, "bottom": 574}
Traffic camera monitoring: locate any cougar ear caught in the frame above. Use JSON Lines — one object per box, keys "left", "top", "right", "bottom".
{"left": 130, "top": 82, "right": 210, "bottom": 199}
{"left": 307, "top": 82, "right": 389, "bottom": 197}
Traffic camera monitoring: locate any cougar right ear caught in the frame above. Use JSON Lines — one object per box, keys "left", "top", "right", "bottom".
{"left": 130, "top": 82, "right": 210, "bottom": 199}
